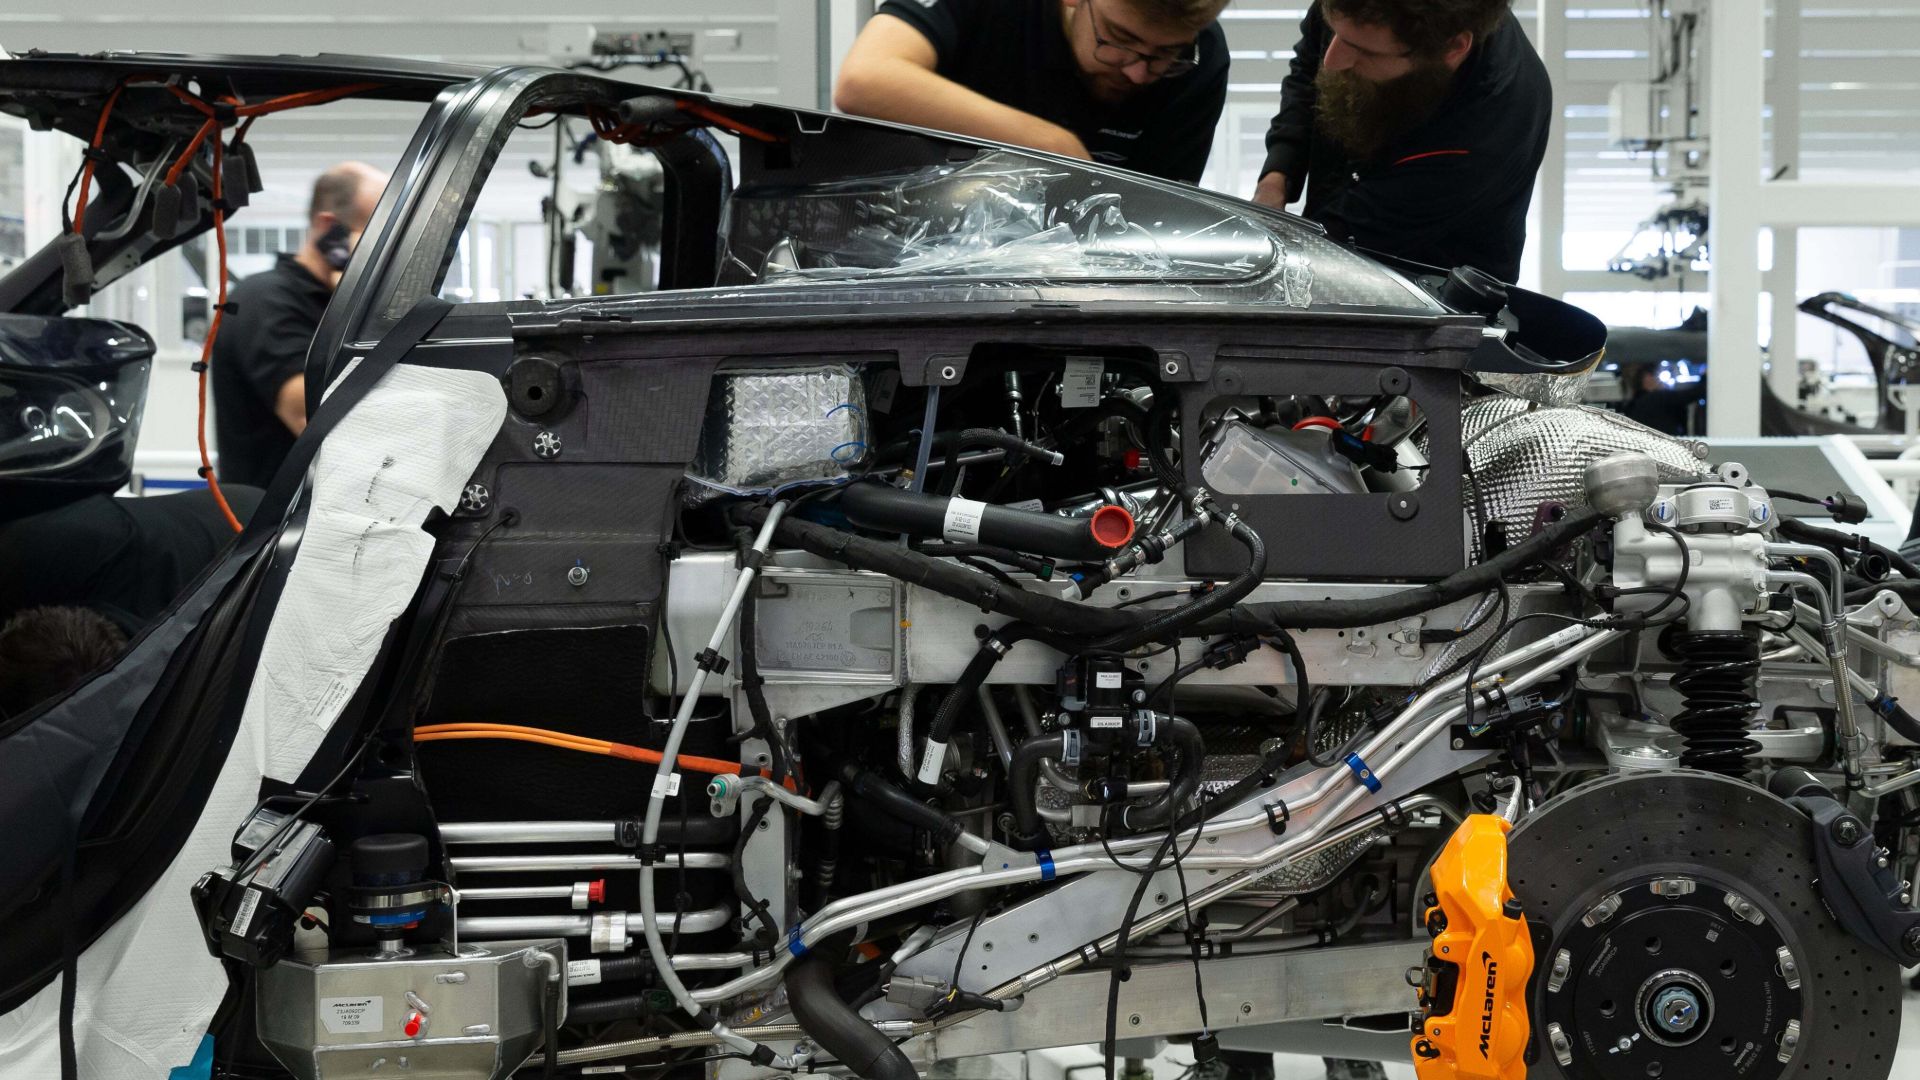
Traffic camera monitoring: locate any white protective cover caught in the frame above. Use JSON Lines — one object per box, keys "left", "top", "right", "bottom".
{"left": 0, "top": 363, "right": 505, "bottom": 1078}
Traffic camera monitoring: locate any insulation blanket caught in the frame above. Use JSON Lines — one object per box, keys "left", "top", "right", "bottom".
{"left": 0, "top": 362, "right": 505, "bottom": 1079}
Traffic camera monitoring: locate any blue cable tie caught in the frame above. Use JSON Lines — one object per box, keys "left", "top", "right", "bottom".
{"left": 1037, "top": 849, "right": 1056, "bottom": 881}
{"left": 785, "top": 925, "right": 809, "bottom": 958}
{"left": 1344, "top": 751, "right": 1381, "bottom": 793}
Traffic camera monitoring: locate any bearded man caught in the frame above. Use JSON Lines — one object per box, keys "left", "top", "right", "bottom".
{"left": 835, "top": 0, "right": 1231, "bottom": 184}
{"left": 1250, "top": 0, "right": 1549, "bottom": 283}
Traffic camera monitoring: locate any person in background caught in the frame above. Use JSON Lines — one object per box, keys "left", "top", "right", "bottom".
{"left": 1250, "top": 0, "right": 1549, "bottom": 283}
{"left": 835, "top": 0, "right": 1231, "bottom": 184}
{"left": 212, "top": 160, "right": 387, "bottom": 488}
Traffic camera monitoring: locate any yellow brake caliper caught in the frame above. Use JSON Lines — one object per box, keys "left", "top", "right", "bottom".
{"left": 1411, "top": 813, "right": 1534, "bottom": 1080}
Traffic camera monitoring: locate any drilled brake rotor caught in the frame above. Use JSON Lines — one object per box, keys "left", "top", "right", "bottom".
{"left": 1507, "top": 770, "right": 1902, "bottom": 1080}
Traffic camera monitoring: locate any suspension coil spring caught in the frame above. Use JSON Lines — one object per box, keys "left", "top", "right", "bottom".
{"left": 1669, "top": 631, "right": 1762, "bottom": 776}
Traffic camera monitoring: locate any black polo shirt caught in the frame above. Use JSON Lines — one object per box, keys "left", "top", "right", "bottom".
{"left": 1261, "top": 4, "right": 1550, "bottom": 282}
{"left": 212, "top": 254, "right": 332, "bottom": 489}
{"left": 0, "top": 487, "right": 264, "bottom": 633}
{"left": 876, "top": 0, "right": 1229, "bottom": 183}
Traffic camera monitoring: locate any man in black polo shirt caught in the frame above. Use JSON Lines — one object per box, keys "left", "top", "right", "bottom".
{"left": 1251, "top": 0, "right": 1549, "bottom": 283}
{"left": 212, "top": 160, "right": 386, "bottom": 488}
{"left": 835, "top": 0, "right": 1231, "bottom": 184}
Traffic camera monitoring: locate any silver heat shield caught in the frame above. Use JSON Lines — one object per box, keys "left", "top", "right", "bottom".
{"left": 687, "top": 366, "right": 865, "bottom": 498}
{"left": 1463, "top": 396, "right": 1708, "bottom": 539}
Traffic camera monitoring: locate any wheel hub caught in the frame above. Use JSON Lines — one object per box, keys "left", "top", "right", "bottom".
{"left": 1537, "top": 876, "right": 1801, "bottom": 1078}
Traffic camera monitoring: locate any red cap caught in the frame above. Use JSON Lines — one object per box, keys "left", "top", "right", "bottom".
{"left": 1123, "top": 448, "right": 1143, "bottom": 470}
{"left": 404, "top": 1012, "right": 423, "bottom": 1038}
{"left": 1089, "top": 505, "right": 1136, "bottom": 549}
{"left": 587, "top": 879, "right": 606, "bottom": 904}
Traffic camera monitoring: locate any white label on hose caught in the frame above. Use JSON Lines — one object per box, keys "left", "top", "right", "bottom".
{"left": 918, "top": 739, "right": 949, "bottom": 785}
{"left": 1090, "top": 715, "right": 1125, "bottom": 729}
{"left": 567, "top": 959, "right": 602, "bottom": 987}
{"left": 942, "top": 498, "right": 987, "bottom": 543}
{"left": 320, "top": 996, "right": 384, "bottom": 1035}
{"left": 229, "top": 886, "right": 263, "bottom": 939}
{"left": 1062, "top": 357, "right": 1104, "bottom": 408}
{"left": 652, "top": 772, "right": 681, "bottom": 798}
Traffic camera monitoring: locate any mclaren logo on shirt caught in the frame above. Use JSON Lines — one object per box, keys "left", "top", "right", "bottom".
{"left": 1478, "top": 951, "right": 1499, "bottom": 1058}
{"left": 1098, "top": 128, "right": 1142, "bottom": 139}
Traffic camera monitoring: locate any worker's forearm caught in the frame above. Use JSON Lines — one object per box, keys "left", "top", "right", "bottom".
{"left": 836, "top": 59, "right": 1086, "bottom": 159}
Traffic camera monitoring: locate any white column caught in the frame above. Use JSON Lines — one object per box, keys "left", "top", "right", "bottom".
{"left": 1533, "top": 0, "right": 1569, "bottom": 298}
{"left": 1765, "top": 0, "right": 1802, "bottom": 401}
{"left": 1706, "top": 0, "right": 1766, "bottom": 437}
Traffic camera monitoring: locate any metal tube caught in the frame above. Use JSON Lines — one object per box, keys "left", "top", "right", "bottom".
{"left": 456, "top": 885, "right": 580, "bottom": 903}
{"left": 675, "top": 627, "right": 1611, "bottom": 1005}
{"left": 1772, "top": 569, "right": 1864, "bottom": 777}
{"left": 458, "top": 906, "right": 730, "bottom": 940}
{"left": 449, "top": 853, "right": 728, "bottom": 874}
{"left": 440, "top": 820, "right": 618, "bottom": 845}
{"left": 726, "top": 776, "right": 842, "bottom": 817}
{"left": 978, "top": 687, "right": 1016, "bottom": 773}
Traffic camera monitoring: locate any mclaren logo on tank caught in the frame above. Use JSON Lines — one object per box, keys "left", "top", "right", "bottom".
{"left": 1478, "top": 952, "right": 1501, "bottom": 1057}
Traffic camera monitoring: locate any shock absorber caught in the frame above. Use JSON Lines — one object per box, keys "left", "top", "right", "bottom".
{"left": 1668, "top": 630, "right": 1762, "bottom": 776}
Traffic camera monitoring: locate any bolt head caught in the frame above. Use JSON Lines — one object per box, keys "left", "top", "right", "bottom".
{"left": 1832, "top": 817, "right": 1864, "bottom": 846}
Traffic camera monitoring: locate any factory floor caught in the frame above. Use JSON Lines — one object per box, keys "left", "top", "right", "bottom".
{"left": 993, "top": 974, "right": 1920, "bottom": 1080}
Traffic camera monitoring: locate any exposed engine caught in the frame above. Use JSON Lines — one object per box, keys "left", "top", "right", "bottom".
{"left": 193, "top": 344, "right": 1920, "bottom": 1080}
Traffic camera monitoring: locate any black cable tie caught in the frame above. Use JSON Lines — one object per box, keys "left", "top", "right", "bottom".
{"left": 211, "top": 101, "right": 239, "bottom": 126}
{"left": 741, "top": 549, "right": 767, "bottom": 573}
{"left": 196, "top": 465, "right": 213, "bottom": 478}
{"left": 211, "top": 197, "right": 235, "bottom": 213}
{"left": 1264, "top": 800, "right": 1290, "bottom": 835}
{"left": 1376, "top": 799, "right": 1408, "bottom": 829}
{"left": 634, "top": 843, "right": 667, "bottom": 865}
{"left": 214, "top": 301, "right": 239, "bottom": 314}
{"left": 748, "top": 1046, "right": 776, "bottom": 1067}
{"left": 693, "top": 647, "right": 729, "bottom": 674}
{"left": 189, "top": 361, "right": 208, "bottom": 373}
{"left": 81, "top": 146, "right": 113, "bottom": 164}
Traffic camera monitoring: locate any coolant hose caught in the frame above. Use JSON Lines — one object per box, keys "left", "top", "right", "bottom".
{"left": 917, "top": 639, "right": 1014, "bottom": 786}
{"left": 1009, "top": 732, "right": 1073, "bottom": 849}
{"left": 1091, "top": 514, "right": 1266, "bottom": 652}
{"left": 840, "top": 763, "right": 967, "bottom": 849}
{"left": 840, "top": 482, "right": 1134, "bottom": 562}
{"left": 786, "top": 932, "right": 920, "bottom": 1080}
{"left": 1120, "top": 714, "right": 1206, "bottom": 833}
{"left": 1779, "top": 518, "right": 1920, "bottom": 581}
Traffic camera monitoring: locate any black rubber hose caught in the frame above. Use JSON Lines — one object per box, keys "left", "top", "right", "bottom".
{"left": 733, "top": 798, "right": 777, "bottom": 948}
{"left": 626, "top": 814, "right": 738, "bottom": 847}
{"left": 787, "top": 931, "right": 920, "bottom": 1080}
{"left": 1778, "top": 517, "right": 1920, "bottom": 580}
{"left": 918, "top": 642, "right": 1007, "bottom": 787}
{"left": 585, "top": 953, "right": 660, "bottom": 986}
{"left": 1869, "top": 693, "right": 1920, "bottom": 745}
{"left": 1200, "top": 509, "right": 1604, "bottom": 633}
{"left": 840, "top": 482, "right": 1133, "bottom": 562}
{"left": 564, "top": 992, "right": 653, "bottom": 1026}
{"left": 1089, "top": 516, "right": 1266, "bottom": 652}
{"left": 1119, "top": 714, "right": 1206, "bottom": 833}
{"left": 872, "top": 427, "right": 1062, "bottom": 468}
{"left": 760, "top": 508, "right": 1137, "bottom": 637}
{"left": 840, "top": 763, "right": 966, "bottom": 848}
{"left": 1008, "top": 732, "right": 1071, "bottom": 849}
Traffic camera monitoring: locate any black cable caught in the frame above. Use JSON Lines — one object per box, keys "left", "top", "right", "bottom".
{"left": 947, "top": 909, "right": 987, "bottom": 992}
{"left": 732, "top": 798, "right": 778, "bottom": 947}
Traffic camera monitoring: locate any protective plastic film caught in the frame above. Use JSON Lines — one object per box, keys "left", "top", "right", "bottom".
{"left": 715, "top": 150, "right": 1437, "bottom": 311}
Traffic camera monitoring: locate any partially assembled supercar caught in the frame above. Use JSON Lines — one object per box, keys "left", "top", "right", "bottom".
{"left": 0, "top": 54, "right": 1915, "bottom": 1080}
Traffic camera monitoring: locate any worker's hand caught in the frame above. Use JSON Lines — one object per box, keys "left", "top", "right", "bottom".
{"left": 1251, "top": 171, "right": 1290, "bottom": 209}
{"left": 1038, "top": 124, "right": 1092, "bottom": 161}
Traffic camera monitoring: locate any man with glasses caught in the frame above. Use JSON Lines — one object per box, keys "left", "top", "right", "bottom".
{"left": 835, "top": 0, "right": 1230, "bottom": 184}
{"left": 1250, "top": 0, "right": 1549, "bottom": 283}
